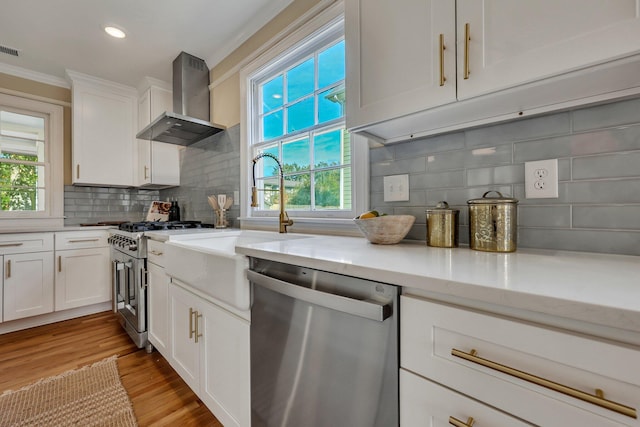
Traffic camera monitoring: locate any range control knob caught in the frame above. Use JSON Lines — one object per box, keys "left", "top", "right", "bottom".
{"left": 129, "top": 244, "right": 138, "bottom": 251}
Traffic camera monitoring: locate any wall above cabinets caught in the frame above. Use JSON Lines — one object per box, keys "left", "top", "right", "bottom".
{"left": 346, "top": 0, "right": 640, "bottom": 144}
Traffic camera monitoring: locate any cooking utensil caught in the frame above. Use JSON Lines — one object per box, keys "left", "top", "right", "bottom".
{"left": 217, "top": 194, "right": 226, "bottom": 210}
{"left": 208, "top": 195, "right": 219, "bottom": 211}
{"left": 426, "top": 201, "right": 459, "bottom": 248}
{"left": 467, "top": 191, "right": 519, "bottom": 252}
{"left": 224, "top": 197, "right": 233, "bottom": 210}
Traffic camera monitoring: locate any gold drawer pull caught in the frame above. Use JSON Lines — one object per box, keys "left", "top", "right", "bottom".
{"left": 449, "top": 416, "right": 474, "bottom": 427}
{"left": 452, "top": 348, "right": 637, "bottom": 419}
{"left": 149, "top": 250, "right": 163, "bottom": 256}
{"left": 68, "top": 238, "right": 100, "bottom": 243}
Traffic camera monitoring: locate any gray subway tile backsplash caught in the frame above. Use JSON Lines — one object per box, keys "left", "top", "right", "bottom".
{"left": 64, "top": 99, "right": 640, "bottom": 256}
{"left": 572, "top": 97, "right": 640, "bottom": 132}
{"left": 465, "top": 113, "right": 570, "bottom": 147}
{"left": 372, "top": 97, "right": 640, "bottom": 255}
{"left": 64, "top": 185, "right": 159, "bottom": 225}
{"left": 572, "top": 205, "right": 640, "bottom": 230}
{"left": 572, "top": 151, "right": 640, "bottom": 180}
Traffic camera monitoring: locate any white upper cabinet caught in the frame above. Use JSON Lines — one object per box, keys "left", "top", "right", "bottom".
{"left": 346, "top": 0, "right": 640, "bottom": 143}
{"left": 67, "top": 70, "right": 137, "bottom": 186}
{"left": 137, "top": 82, "right": 181, "bottom": 188}
{"left": 457, "top": 0, "right": 640, "bottom": 99}
{"left": 345, "top": 0, "right": 456, "bottom": 129}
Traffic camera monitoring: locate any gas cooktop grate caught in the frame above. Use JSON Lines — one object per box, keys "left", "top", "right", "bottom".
{"left": 118, "top": 220, "right": 208, "bottom": 232}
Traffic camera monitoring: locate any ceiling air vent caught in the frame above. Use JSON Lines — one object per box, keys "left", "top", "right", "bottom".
{"left": 0, "top": 45, "right": 20, "bottom": 57}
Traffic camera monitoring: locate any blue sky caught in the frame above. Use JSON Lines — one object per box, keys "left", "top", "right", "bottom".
{"left": 259, "top": 40, "right": 345, "bottom": 173}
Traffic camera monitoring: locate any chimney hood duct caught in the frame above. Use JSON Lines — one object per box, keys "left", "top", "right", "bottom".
{"left": 136, "top": 52, "right": 225, "bottom": 145}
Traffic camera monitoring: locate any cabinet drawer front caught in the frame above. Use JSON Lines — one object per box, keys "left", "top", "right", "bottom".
{"left": 55, "top": 231, "right": 108, "bottom": 250}
{"left": 400, "top": 369, "right": 529, "bottom": 427}
{"left": 401, "top": 295, "right": 640, "bottom": 427}
{"left": 147, "top": 240, "right": 165, "bottom": 267}
{"left": 0, "top": 233, "right": 53, "bottom": 255}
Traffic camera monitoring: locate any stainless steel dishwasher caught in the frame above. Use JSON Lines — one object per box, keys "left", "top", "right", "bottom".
{"left": 248, "top": 258, "right": 398, "bottom": 427}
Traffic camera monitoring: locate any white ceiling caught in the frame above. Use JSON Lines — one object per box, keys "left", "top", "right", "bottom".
{"left": 0, "top": 0, "right": 293, "bottom": 88}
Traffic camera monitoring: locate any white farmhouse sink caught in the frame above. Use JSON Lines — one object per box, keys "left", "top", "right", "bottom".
{"left": 164, "top": 230, "right": 308, "bottom": 312}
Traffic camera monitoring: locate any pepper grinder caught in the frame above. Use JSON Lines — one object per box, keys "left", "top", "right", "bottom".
{"left": 168, "top": 200, "right": 181, "bottom": 221}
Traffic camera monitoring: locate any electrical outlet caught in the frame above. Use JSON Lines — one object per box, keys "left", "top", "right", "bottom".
{"left": 383, "top": 174, "right": 409, "bottom": 202}
{"left": 525, "top": 159, "right": 558, "bottom": 198}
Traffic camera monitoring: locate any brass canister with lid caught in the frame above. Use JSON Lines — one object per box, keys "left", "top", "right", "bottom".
{"left": 467, "top": 191, "right": 519, "bottom": 252}
{"left": 426, "top": 201, "right": 459, "bottom": 248}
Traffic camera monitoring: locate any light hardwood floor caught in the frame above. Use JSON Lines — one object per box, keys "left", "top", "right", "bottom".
{"left": 0, "top": 310, "right": 221, "bottom": 426}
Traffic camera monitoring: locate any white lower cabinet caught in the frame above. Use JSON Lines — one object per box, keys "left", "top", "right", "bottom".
{"left": 4, "top": 251, "right": 54, "bottom": 321}
{"left": 1, "top": 233, "right": 54, "bottom": 322}
{"left": 169, "top": 282, "right": 201, "bottom": 391}
{"left": 400, "top": 295, "right": 640, "bottom": 426}
{"left": 169, "top": 280, "right": 250, "bottom": 427}
{"left": 54, "top": 231, "right": 110, "bottom": 311}
{"left": 400, "top": 369, "right": 529, "bottom": 427}
{"left": 147, "top": 239, "right": 170, "bottom": 355}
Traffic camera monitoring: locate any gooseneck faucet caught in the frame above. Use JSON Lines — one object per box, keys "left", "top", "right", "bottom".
{"left": 251, "top": 152, "right": 294, "bottom": 233}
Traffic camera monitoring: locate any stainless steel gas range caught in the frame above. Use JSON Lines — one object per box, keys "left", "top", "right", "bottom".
{"left": 110, "top": 221, "right": 208, "bottom": 351}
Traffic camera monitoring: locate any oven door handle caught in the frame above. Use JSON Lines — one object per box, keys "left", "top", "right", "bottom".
{"left": 112, "top": 260, "right": 133, "bottom": 312}
{"left": 112, "top": 260, "right": 121, "bottom": 313}
{"left": 247, "top": 270, "right": 392, "bottom": 322}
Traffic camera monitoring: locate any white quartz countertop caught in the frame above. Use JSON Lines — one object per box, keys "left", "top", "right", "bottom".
{"left": 235, "top": 235, "right": 640, "bottom": 336}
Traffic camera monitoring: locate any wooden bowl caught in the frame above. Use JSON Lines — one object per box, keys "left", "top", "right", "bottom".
{"left": 353, "top": 215, "right": 415, "bottom": 244}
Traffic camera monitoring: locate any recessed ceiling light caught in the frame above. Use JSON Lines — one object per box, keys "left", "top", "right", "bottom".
{"left": 105, "top": 26, "right": 126, "bottom": 39}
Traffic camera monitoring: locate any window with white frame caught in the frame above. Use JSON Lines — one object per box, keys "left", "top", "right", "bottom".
{"left": 0, "top": 92, "right": 63, "bottom": 225}
{"left": 244, "top": 13, "right": 366, "bottom": 224}
{"left": 0, "top": 109, "right": 47, "bottom": 212}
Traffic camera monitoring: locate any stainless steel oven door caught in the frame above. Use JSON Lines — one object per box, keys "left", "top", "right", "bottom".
{"left": 112, "top": 248, "right": 146, "bottom": 334}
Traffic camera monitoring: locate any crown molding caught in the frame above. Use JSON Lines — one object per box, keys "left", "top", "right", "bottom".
{"left": 0, "top": 61, "right": 70, "bottom": 89}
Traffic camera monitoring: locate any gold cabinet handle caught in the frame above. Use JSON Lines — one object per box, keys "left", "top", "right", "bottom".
{"left": 189, "top": 307, "right": 195, "bottom": 339}
{"left": 439, "top": 33, "right": 446, "bottom": 86}
{"left": 449, "top": 416, "right": 475, "bottom": 427}
{"left": 58, "top": 256, "right": 62, "bottom": 272}
{"left": 463, "top": 23, "right": 471, "bottom": 79}
{"left": 144, "top": 165, "right": 149, "bottom": 180}
{"left": 76, "top": 164, "right": 80, "bottom": 179}
{"left": 68, "top": 238, "right": 100, "bottom": 243}
{"left": 149, "top": 250, "right": 163, "bottom": 256}
{"left": 452, "top": 348, "right": 637, "bottom": 419}
{"left": 194, "top": 311, "right": 203, "bottom": 343}
{"left": 6, "top": 259, "right": 10, "bottom": 278}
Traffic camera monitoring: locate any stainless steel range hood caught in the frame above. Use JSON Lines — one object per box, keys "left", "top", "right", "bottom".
{"left": 136, "top": 52, "right": 225, "bottom": 145}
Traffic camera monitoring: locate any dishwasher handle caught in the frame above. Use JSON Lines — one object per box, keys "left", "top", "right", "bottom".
{"left": 248, "top": 270, "right": 392, "bottom": 322}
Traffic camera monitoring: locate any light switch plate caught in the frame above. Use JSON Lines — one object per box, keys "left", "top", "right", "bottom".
{"left": 383, "top": 174, "right": 410, "bottom": 202}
